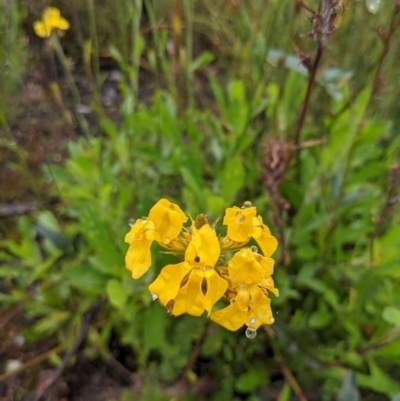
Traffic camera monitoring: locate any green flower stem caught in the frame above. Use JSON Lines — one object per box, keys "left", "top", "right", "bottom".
{"left": 132, "top": 0, "right": 143, "bottom": 99}
{"left": 50, "top": 33, "right": 90, "bottom": 137}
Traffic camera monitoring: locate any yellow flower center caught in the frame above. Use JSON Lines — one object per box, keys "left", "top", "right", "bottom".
{"left": 194, "top": 266, "right": 214, "bottom": 278}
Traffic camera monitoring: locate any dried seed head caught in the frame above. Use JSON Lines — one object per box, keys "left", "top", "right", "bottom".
{"left": 305, "top": 0, "right": 342, "bottom": 48}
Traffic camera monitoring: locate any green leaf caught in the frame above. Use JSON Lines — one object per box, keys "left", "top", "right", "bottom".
{"left": 189, "top": 52, "right": 214, "bottom": 73}
{"left": 49, "top": 351, "right": 63, "bottom": 367}
{"left": 79, "top": 206, "right": 123, "bottom": 276}
{"left": 4, "top": 216, "right": 42, "bottom": 266}
{"left": 64, "top": 265, "right": 109, "bottom": 295}
{"left": 106, "top": 279, "right": 129, "bottom": 308}
{"left": 357, "top": 359, "right": 400, "bottom": 397}
{"left": 32, "top": 311, "right": 70, "bottom": 336}
{"left": 207, "top": 195, "right": 225, "bottom": 218}
{"left": 235, "top": 368, "right": 266, "bottom": 393}
{"left": 382, "top": 307, "right": 400, "bottom": 328}
{"left": 309, "top": 301, "right": 332, "bottom": 329}
{"left": 181, "top": 166, "right": 205, "bottom": 212}
{"left": 221, "top": 156, "right": 245, "bottom": 204}
{"left": 278, "top": 383, "right": 291, "bottom": 401}
{"left": 143, "top": 302, "right": 168, "bottom": 350}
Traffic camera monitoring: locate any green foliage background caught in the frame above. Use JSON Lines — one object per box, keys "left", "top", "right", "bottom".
{"left": 1, "top": 0, "right": 400, "bottom": 400}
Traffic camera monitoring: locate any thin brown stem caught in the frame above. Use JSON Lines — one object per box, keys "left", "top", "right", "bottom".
{"left": 265, "top": 328, "right": 308, "bottom": 401}
{"left": 366, "top": 7, "right": 400, "bottom": 113}
{"left": 369, "top": 163, "right": 400, "bottom": 262}
{"left": 294, "top": 0, "right": 341, "bottom": 146}
{"left": 173, "top": 323, "right": 207, "bottom": 401}
{"left": 293, "top": 45, "right": 323, "bottom": 148}
{"left": 0, "top": 304, "right": 22, "bottom": 329}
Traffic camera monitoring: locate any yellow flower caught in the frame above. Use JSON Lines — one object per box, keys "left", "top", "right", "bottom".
{"left": 125, "top": 199, "right": 188, "bottom": 278}
{"left": 210, "top": 248, "right": 278, "bottom": 331}
{"left": 251, "top": 216, "right": 278, "bottom": 257}
{"left": 125, "top": 219, "right": 158, "bottom": 279}
{"left": 148, "top": 224, "right": 228, "bottom": 316}
{"left": 222, "top": 201, "right": 278, "bottom": 257}
{"left": 148, "top": 198, "right": 188, "bottom": 244}
{"left": 228, "top": 248, "right": 274, "bottom": 284}
{"left": 223, "top": 204, "right": 257, "bottom": 242}
{"left": 210, "top": 289, "right": 273, "bottom": 331}
{"left": 33, "top": 7, "right": 70, "bottom": 38}
{"left": 124, "top": 198, "right": 279, "bottom": 335}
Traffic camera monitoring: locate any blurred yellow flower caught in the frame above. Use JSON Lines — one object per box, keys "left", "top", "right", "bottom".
{"left": 149, "top": 224, "right": 228, "bottom": 316}
{"left": 33, "top": 7, "right": 70, "bottom": 38}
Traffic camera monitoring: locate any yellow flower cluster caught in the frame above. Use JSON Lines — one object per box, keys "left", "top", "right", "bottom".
{"left": 33, "top": 7, "right": 70, "bottom": 38}
{"left": 125, "top": 199, "right": 279, "bottom": 338}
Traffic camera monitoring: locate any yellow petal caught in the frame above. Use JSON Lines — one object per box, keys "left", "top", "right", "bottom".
{"left": 33, "top": 21, "right": 51, "bottom": 38}
{"left": 247, "top": 294, "right": 273, "bottom": 329}
{"left": 236, "top": 286, "right": 250, "bottom": 311}
{"left": 210, "top": 303, "right": 247, "bottom": 331}
{"left": 248, "top": 284, "right": 263, "bottom": 302}
{"left": 42, "top": 7, "right": 61, "bottom": 22}
{"left": 149, "top": 198, "right": 188, "bottom": 242}
{"left": 203, "top": 272, "right": 228, "bottom": 315}
{"left": 124, "top": 219, "right": 146, "bottom": 243}
{"left": 42, "top": 6, "right": 70, "bottom": 32}
{"left": 125, "top": 236, "right": 152, "bottom": 279}
{"left": 185, "top": 224, "right": 220, "bottom": 268}
{"left": 172, "top": 272, "right": 205, "bottom": 316}
{"left": 223, "top": 206, "right": 256, "bottom": 242}
{"left": 55, "top": 17, "right": 70, "bottom": 30}
{"left": 257, "top": 254, "right": 275, "bottom": 277}
{"left": 228, "top": 248, "right": 265, "bottom": 285}
{"left": 125, "top": 219, "right": 158, "bottom": 243}
{"left": 259, "top": 277, "right": 279, "bottom": 297}
{"left": 251, "top": 216, "right": 278, "bottom": 257}
{"left": 125, "top": 219, "right": 158, "bottom": 278}
{"left": 148, "top": 262, "right": 190, "bottom": 306}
